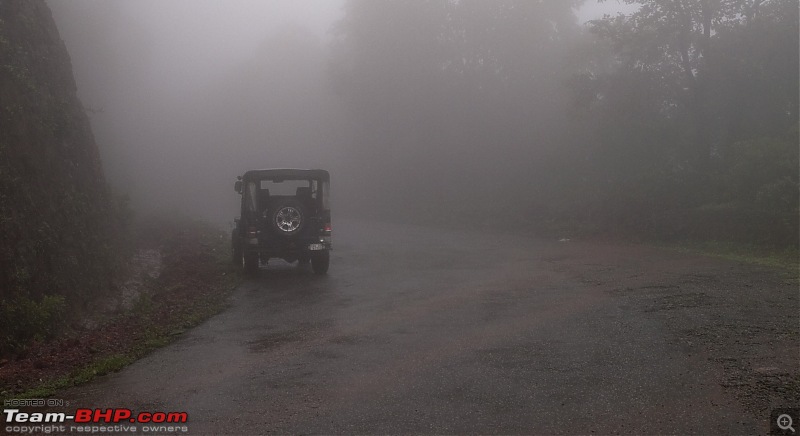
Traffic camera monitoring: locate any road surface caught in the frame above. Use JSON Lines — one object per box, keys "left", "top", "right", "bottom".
{"left": 62, "top": 220, "right": 798, "bottom": 434}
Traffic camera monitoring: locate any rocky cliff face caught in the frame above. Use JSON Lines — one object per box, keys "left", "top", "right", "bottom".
{"left": 0, "top": 0, "right": 118, "bottom": 344}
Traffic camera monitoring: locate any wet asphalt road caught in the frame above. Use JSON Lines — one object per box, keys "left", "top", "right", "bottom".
{"left": 62, "top": 220, "right": 791, "bottom": 434}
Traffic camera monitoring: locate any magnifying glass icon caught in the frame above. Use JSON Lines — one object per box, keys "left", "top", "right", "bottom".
{"left": 777, "top": 414, "right": 795, "bottom": 433}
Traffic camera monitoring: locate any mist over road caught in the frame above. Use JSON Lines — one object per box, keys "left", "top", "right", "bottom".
{"left": 1, "top": 2, "right": 793, "bottom": 433}
{"left": 62, "top": 220, "right": 795, "bottom": 434}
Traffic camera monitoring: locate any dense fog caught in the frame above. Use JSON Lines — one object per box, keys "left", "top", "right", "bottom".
{"left": 48, "top": 0, "right": 346, "bottom": 226}
{"left": 3, "top": 0, "right": 797, "bottom": 425}
{"left": 48, "top": 0, "right": 798, "bottom": 244}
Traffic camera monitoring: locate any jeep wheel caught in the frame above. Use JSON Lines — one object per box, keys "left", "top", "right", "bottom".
{"left": 311, "top": 251, "right": 329, "bottom": 275}
{"left": 243, "top": 252, "right": 259, "bottom": 274}
{"left": 270, "top": 199, "right": 307, "bottom": 236}
{"left": 231, "top": 231, "right": 242, "bottom": 266}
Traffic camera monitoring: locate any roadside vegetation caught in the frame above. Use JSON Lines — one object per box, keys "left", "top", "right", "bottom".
{"left": 0, "top": 2, "right": 241, "bottom": 400}
{"left": 660, "top": 241, "right": 799, "bottom": 275}
{"left": 0, "top": 218, "right": 240, "bottom": 401}
{"left": 0, "top": 1, "right": 129, "bottom": 359}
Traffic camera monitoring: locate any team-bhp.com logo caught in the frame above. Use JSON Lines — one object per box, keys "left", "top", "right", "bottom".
{"left": 4, "top": 407, "right": 189, "bottom": 434}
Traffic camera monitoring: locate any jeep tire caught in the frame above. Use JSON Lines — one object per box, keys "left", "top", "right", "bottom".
{"left": 231, "top": 230, "right": 242, "bottom": 266}
{"left": 311, "top": 251, "right": 329, "bottom": 275}
{"left": 269, "top": 199, "right": 307, "bottom": 237}
{"left": 243, "top": 252, "right": 259, "bottom": 274}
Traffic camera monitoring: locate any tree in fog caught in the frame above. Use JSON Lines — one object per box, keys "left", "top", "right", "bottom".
{"left": 565, "top": 0, "right": 798, "bottom": 242}
{"left": 591, "top": 0, "right": 796, "bottom": 165}
{"left": 330, "top": 0, "right": 583, "bottom": 219}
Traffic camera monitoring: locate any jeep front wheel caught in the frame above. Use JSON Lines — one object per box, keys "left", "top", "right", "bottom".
{"left": 231, "top": 230, "right": 242, "bottom": 265}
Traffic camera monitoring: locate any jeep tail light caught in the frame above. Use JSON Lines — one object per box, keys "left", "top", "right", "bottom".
{"left": 323, "top": 223, "right": 332, "bottom": 234}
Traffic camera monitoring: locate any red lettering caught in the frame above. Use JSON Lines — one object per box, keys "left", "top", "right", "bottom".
{"left": 74, "top": 408, "right": 189, "bottom": 424}
{"left": 74, "top": 409, "right": 92, "bottom": 423}
{"left": 166, "top": 412, "right": 188, "bottom": 423}
{"left": 112, "top": 409, "right": 131, "bottom": 423}
{"left": 93, "top": 409, "right": 113, "bottom": 423}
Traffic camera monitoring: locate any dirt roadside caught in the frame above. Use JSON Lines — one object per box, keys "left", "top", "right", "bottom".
{"left": 0, "top": 219, "right": 240, "bottom": 400}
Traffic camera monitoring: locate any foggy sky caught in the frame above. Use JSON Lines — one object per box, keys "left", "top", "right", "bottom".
{"left": 48, "top": 0, "right": 641, "bottom": 225}
{"left": 48, "top": 0, "right": 350, "bottom": 224}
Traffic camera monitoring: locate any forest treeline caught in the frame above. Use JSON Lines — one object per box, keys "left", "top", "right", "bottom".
{"left": 329, "top": 0, "right": 798, "bottom": 246}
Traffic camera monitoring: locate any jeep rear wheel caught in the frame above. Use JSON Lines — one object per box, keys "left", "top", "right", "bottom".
{"left": 270, "top": 199, "right": 307, "bottom": 236}
{"left": 243, "top": 252, "right": 259, "bottom": 274}
{"left": 311, "top": 251, "right": 329, "bottom": 275}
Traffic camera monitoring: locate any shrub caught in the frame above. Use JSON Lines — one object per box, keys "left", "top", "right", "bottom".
{"left": 0, "top": 294, "right": 66, "bottom": 357}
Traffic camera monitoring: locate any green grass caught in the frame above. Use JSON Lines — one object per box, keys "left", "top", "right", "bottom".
{"left": 13, "top": 354, "right": 134, "bottom": 400}
{"left": 1, "top": 223, "right": 241, "bottom": 402}
{"left": 662, "top": 240, "right": 799, "bottom": 274}
{"left": 5, "top": 293, "right": 234, "bottom": 402}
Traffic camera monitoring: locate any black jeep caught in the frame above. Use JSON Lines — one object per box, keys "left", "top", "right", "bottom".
{"left": 232, "top": 169, "right": 331, "bottom": 274}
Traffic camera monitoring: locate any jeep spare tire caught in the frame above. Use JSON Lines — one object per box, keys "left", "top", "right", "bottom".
{"left": 270, "top": 199, "right": 307, "bottom": 236}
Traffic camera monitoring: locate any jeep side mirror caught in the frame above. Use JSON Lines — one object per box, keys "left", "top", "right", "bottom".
{"left": 234, "top": 180, "right": 242, "bottom": 193}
